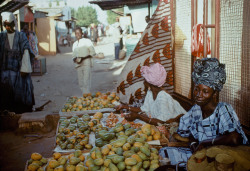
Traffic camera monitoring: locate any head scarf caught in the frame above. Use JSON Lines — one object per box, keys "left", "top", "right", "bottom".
{"left": 141, "top": 63, "right": 167, "bottom": 87}
{"left": 1, "top": 12, "right": 18, "bottom": 30}
{"left": 192, "top": 58, "right": 226, "bottom": 91}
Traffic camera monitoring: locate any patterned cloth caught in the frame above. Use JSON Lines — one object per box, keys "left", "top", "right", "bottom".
{"left": 159, "top": 147, "right": 192, "bottom": 167}
{"left": 192, "top": 58, "right": 226, "bottom": 92}
{"left": 141, "top": 63, "right": 167, "bottom": 87}
{"left": 140, "top": 90, "right": 186, "bottom": 121}
{"left": 178, "top": 102, "right": 248, "bottom": 144}
{"left": 117, "top": 0, "right": 174, "bottom": 104}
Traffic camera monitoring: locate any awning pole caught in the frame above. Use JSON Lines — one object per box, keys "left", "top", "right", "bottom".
{"left": 148, "top": 1, "right": 150, "bottom": 18}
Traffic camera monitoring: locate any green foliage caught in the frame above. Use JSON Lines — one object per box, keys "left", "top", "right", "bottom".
{"left": 71, "top": 8, "right": 76, "bottom": 18}
{"left": 107, "top": 8, "right": 123, "bottom": 25}
{"left": 75, "top": 6, "right": 99, "bottom": 27}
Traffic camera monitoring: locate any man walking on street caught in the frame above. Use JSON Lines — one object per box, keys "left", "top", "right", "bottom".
{"left": 72, "top": 27, "right": 96, "bottom": 94}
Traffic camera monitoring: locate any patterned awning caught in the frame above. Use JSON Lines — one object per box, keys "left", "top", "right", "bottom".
{"left": 116, "top": 0, "right": 174, "bottom": 104}
{"left": 0, "top": 0, "right": 29, "bottom": 13}
{"left": 89, "top": 0, "right": 152, "bottom": 10}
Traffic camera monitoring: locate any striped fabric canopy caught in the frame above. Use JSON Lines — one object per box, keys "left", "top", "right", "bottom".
{"left": 116, "top": 0, "right": 174, "bottom": 104}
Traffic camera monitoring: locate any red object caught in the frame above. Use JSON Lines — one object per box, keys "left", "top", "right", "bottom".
{"left": 24, "top": 7, "right": 34, "bottom": 22}
{"left": 191, "top": 24, "right": 211, "bottom": 57}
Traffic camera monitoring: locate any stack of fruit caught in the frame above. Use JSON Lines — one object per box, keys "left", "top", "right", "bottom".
{"left": 61, "top": 92, "right": 120, "bottom": 112}
{"left": 26, "top": 153, "right": 47, "bottom": 171}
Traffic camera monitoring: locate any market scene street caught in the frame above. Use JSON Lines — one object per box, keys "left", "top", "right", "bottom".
{"left": 0, "top": 0, "right": 250, "bottom": 171}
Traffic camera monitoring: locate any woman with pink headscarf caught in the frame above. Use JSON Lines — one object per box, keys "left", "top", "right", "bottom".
{"left": 116, "top": 63, "right": 186, "bottom": 126}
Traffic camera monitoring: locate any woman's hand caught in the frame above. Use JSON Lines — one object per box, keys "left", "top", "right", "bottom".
{"left": 194, "top": 140, "right": 210, "bottom": 152}
{"left": 115, "top": 104, "right": 127, "bottom": 112}
{"left": 124, "top": 112, "right": 139, "bottom": 122}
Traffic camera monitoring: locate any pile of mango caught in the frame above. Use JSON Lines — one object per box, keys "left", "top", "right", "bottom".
{"left": 27, "top": 153, "right": 48, "bottom": 171}
{"left": 61, "top": 91, "right": 120, "bottom": 112}
{"left": 56, "top": 112, "right": 106, "bottom": 150}
{"left": 85, "top": 135, "right": 160, "bottom": 171}
{"left": 46, "top": 151, "right": 87, "bottom": 170}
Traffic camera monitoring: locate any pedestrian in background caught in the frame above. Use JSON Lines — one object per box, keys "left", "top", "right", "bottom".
{"left": 22, "top": 24, "right": 39, "bottom": 56}
{"left": 72, "top": 27, "right": 96, "bottom": 94}
{"left": 113, "top": 24, "right": 122, "bottom": 60}
{"left": 0, "top": 12, "right": 35, "bottom": 114}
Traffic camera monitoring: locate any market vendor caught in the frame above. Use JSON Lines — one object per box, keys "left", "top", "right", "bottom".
{"left": 115, "top": 63, "right": 186, "bottom": 126}
{"left": 170, "top": 58, "right": 248, "bottom": 152}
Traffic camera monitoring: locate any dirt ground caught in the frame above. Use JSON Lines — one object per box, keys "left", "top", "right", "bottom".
{"left": 0, "top": 37, "right": 127, "bottom": 171}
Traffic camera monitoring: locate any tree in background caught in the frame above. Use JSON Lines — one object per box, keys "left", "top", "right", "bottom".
{"left": 107, "top": 8, "right": 123, "bottom": 24}
{"left": 72, "top": 6, "right": 99, "bottom": 27}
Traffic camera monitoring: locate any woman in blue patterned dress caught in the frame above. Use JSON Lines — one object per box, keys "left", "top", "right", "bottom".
{"left": 175, "top": 58, "right": 248, "bottom": 152}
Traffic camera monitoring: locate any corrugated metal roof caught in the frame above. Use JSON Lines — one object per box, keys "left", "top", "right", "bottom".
{"left": 0, "top": 0, "right": 29, "bottom": 13}
{"left": 89, "top": 0, "right": 151, "bottom": 10}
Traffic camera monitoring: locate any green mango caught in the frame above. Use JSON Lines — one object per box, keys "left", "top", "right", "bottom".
{"left": 115, "top": 147, "right": 123, "bottom": 156}
{"left": 104, "top": 159, "right": 112, "bottom": 167}
{"left": 111, "top": 155, "right": 124, "bottom": 164}
{"left": 143, "top": 160, "right": 150, "bottom": 169}
{"left": 112, "top": 138, "right": 127, "bottom": 148}
{"left": 117, "top": 161, "right": 126, "bottom": 171}
{"left": 88, "top": 164, "right": 101, "bottom": 171}
{"left": 106, "top": 154, "right": 119, "bottom": 160}
{"left": 94, "top": 158, "right": 104, "bottom": 166}
{"left": 40, "top": 157, "right": 47, "bottom": 164}
{"left": 95, "top": 147, "right": 103, "bottom": 159}
{"left": 140, "top": 146, "right": 151, "bottom": 157}
{"left": 95, "top": 138, "right": 104, "bottom": 147}
{"left": 109, "top": 163, "right": 119, "bottom": 171}
{"left": 69, "top": 157, "right": 81, "bottom": 165}
{"left": 127, "top": 136, "right": 136, "bottom": 145}
{"left": 131, "top": 146, "right": 140, "bottom": 153}
{"left": 75, "top": 144, "right": 84, "bottom": 150}
{"left": 135, "top": 138, "right": 145, "bottom": 143}
{"left": 125, "top": 128, "right": 136, "bottom": 136}
{"left": 138, "top": 152, "right": 148, "bottom": 161}
{"left": 150, "top": 147, "right": 158, "bottom": 154}
{"left": 131, "top": 165, "right": 140, "bottom": 171}
{"left": 74, "top": 149, "right": 82, "bottom": 157}
{"left": 123, "top": 150, "right": 135, "bottom": 158}
{"left": 114, "top": 125, "right": 124, "bottom": 133}
{"left": 58, "top": 156, "right": 67, "bottom": 165}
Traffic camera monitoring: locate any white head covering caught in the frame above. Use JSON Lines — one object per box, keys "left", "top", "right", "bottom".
{"left": 1, "top": 12, "right": 18, "bottom": 30}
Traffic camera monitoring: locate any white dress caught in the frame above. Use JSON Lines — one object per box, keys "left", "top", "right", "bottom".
{"left": 140, "top": 90, "right": 186, "bottom": 121}
{"left": 72, "top": 38, "right": 96, "bottom": 94}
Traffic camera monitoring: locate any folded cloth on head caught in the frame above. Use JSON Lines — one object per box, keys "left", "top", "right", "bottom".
{"left": 141, "top": 63, "right": 167, "bottom": 87}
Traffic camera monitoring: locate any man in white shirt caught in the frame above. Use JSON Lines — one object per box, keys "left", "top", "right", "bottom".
{"left": 72, "top": 27, "right": 96, "bottom": 94}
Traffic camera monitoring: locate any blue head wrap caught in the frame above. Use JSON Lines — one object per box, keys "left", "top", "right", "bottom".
{"left": 192, "top": 58, "right": 226, "bottom": 91}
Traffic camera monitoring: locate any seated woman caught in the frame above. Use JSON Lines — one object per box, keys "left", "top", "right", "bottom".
{"left": 116, "top": 63, "right": 186, "bottom": 126}
{"left": 174, "top": 58, "right": 248, "bottom": 152}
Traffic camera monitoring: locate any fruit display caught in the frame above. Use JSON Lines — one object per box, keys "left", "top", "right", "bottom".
{"left": 86, "top": 134, "right": 160, "bottom": 171}
{"left": 27, "top": 111, "right": 164, "bottom": 170}
{"left": 26, "top": 152, "right": 48, "bottom": 171}
{"left": 61, "top": 91, "right": 120, "bottom": 112}
{"left": 56, "top": 113, "right": 104, "bottom": 151}
{"left": 105, "top": 112, "right": 120, "bottom": 127}
{"left": 120, "top": 113, "right": 144, "bottom": 129}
